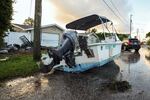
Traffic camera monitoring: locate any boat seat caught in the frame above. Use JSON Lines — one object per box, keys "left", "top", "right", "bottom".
{"left": 78, "top": 36, "right": 95, "bottom": 58}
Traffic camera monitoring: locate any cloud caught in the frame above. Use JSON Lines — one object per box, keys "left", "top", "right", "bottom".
{"left": 50, "top": 0, "right": 132, "bottom": 33}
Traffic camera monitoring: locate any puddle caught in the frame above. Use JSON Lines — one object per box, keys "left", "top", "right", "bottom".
{"left": 145, "top": 48, "right": 150, "bottom": 61}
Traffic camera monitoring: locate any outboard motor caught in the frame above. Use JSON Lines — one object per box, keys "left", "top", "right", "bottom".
{"left": 41, "top": 31, "right": 78, "bottom": 73}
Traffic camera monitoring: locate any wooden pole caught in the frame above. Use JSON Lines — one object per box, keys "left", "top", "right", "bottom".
{"left": 33, "top": 0, "right": 42, "bottom": 61}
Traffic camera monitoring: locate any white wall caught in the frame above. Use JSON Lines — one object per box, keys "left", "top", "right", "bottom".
{"left": 41, "top": 33, "right": 59, "bottom": 47}
{"left": 4, "top": 32, "right": 59, "bottom": 47}
{"left": 4, "top": 32, "right": 31, "bottom": 46}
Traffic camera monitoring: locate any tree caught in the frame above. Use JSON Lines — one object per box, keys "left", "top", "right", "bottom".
{"left": 146, "top": 32, "right": 150, "bottom": 38}
{"left": 24, "top": 17, "right": 34, "bottom": 27}
{"left": 117, "top": 34, "right": 129, "bottom": 41}
{"left": 0, "top": 0, "right": 13, "bottom": 47}
{"left": 146, "top": 32, "right": 150, "bottom": 45}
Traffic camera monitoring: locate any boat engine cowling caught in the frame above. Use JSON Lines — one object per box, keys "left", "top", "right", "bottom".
{"left": 40, "top": 31, "right": 78, "bottom": 73}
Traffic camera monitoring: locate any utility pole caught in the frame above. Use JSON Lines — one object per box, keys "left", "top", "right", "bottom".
{"left": 129, "top": 14, "right": 132, "bottom": 38}
{"left": 33, "top": 0, "right": 42, "bottom": 61}
{"left": 137, "top": 28, "right": 139, "bottom": 39}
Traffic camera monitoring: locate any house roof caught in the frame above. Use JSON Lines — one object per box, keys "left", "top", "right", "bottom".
{"left": 25, "top": 24, "right": 64, "bottom": 31}
{"left": 12, "top": 23, "right": 33, "bottom": 30}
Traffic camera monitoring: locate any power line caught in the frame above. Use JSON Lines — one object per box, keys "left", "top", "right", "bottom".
{"left": 102, "top": 0, "right": 128, "bottom": 25}
{"left": 102, "top": 0, "right": 127, "bottom": 24}
{"left": 109, "top": 0, "right": 129, "bottom": 23}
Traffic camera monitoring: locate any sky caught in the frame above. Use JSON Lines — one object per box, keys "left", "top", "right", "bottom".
{"left": 12, "top": 0, "right": 150, "bottom": 40}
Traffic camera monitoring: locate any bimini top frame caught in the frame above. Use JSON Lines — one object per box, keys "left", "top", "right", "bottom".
{"left": 66, "top": 14, "right": 112, "bottom": 31}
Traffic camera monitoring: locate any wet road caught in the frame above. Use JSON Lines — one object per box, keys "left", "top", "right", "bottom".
{"left": 1, "top": 46, "right": 150, "bottom": 100}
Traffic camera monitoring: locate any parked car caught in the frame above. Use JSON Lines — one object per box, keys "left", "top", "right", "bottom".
{"left": 122, "top": 38, "right": 141, "bottom": 52}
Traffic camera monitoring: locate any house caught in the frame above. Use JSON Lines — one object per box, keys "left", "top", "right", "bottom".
{"left": 11, "top": 23, "right": 33, "bottom": 32}
{"left": 5, "top": 24, "right": 65, "bottom": 47}
{"left": 25, "top": 24, "right": 65, "bottom": 46}
{"left": 11, "top": 23, "right": 64, "bottom": 34}
{"left": 25, "top": 24, "right": 64, "bottom": 34}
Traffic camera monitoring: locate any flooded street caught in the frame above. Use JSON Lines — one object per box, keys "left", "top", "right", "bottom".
{"left": 1, "top": 46, "right": 150, "bottom": 100}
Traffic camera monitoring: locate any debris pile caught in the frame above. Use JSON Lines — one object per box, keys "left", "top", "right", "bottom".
{"left": 102, "top": 80, "right": 131, "bottom": 92}
{"left": 108, "top": 81, "right": 131, "bottom": 92}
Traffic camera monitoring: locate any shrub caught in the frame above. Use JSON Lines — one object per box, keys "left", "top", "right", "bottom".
{"left": 0, "top": 0, "right": 13, "bottom": 47}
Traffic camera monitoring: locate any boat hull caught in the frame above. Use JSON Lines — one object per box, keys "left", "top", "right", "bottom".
{"left": 56, "top": 53, "right": 120, "bottom": 73}
{"left": 56, "top": 42, "right": 122, "bottom": 73}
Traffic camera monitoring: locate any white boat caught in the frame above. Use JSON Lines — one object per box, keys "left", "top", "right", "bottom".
{"left": 41, "top": 14, "right": 122, "bottom": 73}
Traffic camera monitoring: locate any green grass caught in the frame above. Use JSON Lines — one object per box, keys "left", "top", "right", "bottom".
{"left": 0, "top": 54, "right": 39, "bottom": 81}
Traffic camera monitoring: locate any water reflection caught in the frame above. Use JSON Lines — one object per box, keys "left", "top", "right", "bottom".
{"left": 145, "top": 48, "right": 150, "bottom": 67}
{"left": 145, "top": 49, "right": 150, "bottom": 61}
{"left": 121, "top": 52, "right": 140, "bottom": 64}
{"left": 145, "top": 55, "right": 150, "bottom": 60}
